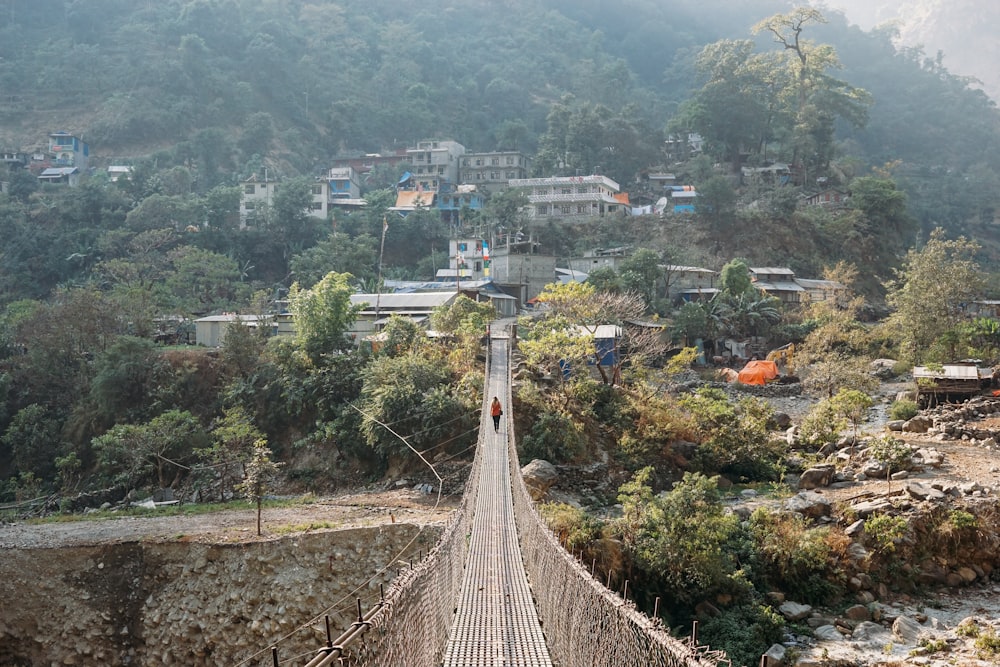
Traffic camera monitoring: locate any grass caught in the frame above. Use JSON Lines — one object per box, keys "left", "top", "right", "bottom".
{"left": 24, "top": 495, "right": 318, "bottom": 525}
{"left": 272, "top": 520, "right": 339, "bottom": 535}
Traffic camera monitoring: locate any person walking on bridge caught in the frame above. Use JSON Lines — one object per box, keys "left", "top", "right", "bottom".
{"left": 490, "top": 396, "right": 503, "bottom": 433}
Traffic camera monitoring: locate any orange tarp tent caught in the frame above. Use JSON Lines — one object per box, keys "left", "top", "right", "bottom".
{"left": 737, "top": 359, "right": 779, "bottom": 386}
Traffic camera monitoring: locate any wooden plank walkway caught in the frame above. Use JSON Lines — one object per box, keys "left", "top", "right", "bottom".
{"left": 441, "top": 335, "right": 553, "bottom": 666}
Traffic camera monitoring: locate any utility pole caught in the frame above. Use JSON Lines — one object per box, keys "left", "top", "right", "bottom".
{"left": 375, "top": 215, "right": 387, "bottom": 324}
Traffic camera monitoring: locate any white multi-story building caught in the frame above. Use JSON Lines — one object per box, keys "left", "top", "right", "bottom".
{"left": 239, "top": 173, "right": 279, "bottom": 226}
{"left": 508, "top": 174, "right": 627, "bottom": 219}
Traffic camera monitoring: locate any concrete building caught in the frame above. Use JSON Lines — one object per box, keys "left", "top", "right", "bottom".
{"left": 48, "top": 132, "right": 89, "bottom": 171}
{"left": 508, "top": 175, "right": 628, "bottom": 219}
{"left": 460, "top": 151, "right": 531, "bottom": 192}
{"left": 489, "top": 242, "right": 558, "bottom": 303}
{"left": 239, "top": 172, "right": 279, "bottom": 227}
{"left": 406, "top": 140, "right": 465, "bottom": 192}
{"left": 347, "top": 292, "right": 459, "bottom": 341}
{"left": 567, "top": 247, "right": 632, "bottom": 274}
{"left": 194, "top": 314, "right": 273, "bottom": 347}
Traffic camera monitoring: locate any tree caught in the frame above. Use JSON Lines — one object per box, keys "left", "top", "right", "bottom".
{"left": 695, "top": 175, "right": 738, "bottom": 238}
{"left": 520, "top": 282, "right": 665, "bottom": 386}
{"left": 166, "top": 245, "right": 245, "bottom": 312}
{"left": 615, "top": 468, "right": 740, "bottom": 604}
{"left": 290, "top": 232, "right": 378, "bottom": 288}
{"left": 830, "top": 388, "right": 873, "bottom": 452}
{"left": 722, "top": 291, "right": 782, "bottom": 340}
{"left": 381, "top": 314, "right": 423, "bottom": 357}
{"left": 236, "top": 439, "right": 282, "bottom": 535}
{"left": 288, "top": 271, "right": 361, "bottom": 363}
{"left": 93, "top": 410, "right": 208, "bottom": 490}
{"left": 199, "top": 406, "right": 264, "bottom": 501}
{"left": 619, "top": 248, "right": 661, "bottom": 308}
{"left": 752, "top": 7, "right": 872, "bottom": 180}
{"left": 672, "top": 40, "right": 784, "bottom": 174}
{"left": 718, "top": 258, "right": 754, "bottom": 298}
{"left": 1, "top": 404, "right": 66, "bottom": 483}
{"left": 884, "top": 228, "right": 984, "bottom": 362}
{"left": 272, "top": 176, "right": 322, "bottom": 257}
{"left": 586, "top": 266, "right": 623, "bottom": 293}
{"left": 88, "top": 336, "right": 170, "bottom": 426}
{"left": 358, "top": 352, "right": 470, "bottom": 463}
{"left": 868, "top": 434, "right": 911, "bottom": 490}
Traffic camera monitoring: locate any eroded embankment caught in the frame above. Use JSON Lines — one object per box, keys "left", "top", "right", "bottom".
{"left": 0, "top": 524, "right": 441, "bottom": 666}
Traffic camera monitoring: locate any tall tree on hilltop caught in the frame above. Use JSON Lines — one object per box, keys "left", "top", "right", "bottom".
{"left": 752, "top": 7, "right": 872, "bottom": 182}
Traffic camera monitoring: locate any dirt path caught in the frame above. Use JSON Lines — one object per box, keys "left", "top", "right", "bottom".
{"left": 0, "top": 490, "right": 460, "bottom": 549}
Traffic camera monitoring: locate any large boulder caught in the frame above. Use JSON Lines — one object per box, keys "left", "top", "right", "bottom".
{"left": 784, "top": 491, "right": 831, "bottom": 519}
{"left": 778, "top": 601, "right": 812, "bottom": 621}
{"left": 902, "top": 416, "right": 932, "bottom": 433}
{"left": 892, "top": 615, "right": 925, "bottom": 644}
{"left": 797, "top": 465, "right": 835, "bottom": 490}
{"left": 521, "top": 459, "right": 558, "bottom": 500}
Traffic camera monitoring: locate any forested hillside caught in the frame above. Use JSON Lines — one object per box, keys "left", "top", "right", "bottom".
{"left": 6, "top": 5, "right": 1000, "bottom": 662}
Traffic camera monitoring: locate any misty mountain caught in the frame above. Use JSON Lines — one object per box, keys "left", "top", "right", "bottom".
{"left": 819, "top": 0, "right": 1000, "bottom": 101}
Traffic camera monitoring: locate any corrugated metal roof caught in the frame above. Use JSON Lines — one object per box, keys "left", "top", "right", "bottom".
{"left": 755, "top": 281, "right": 805, "bottom": 292}
{"left": 751, "top": 267, "right": 795, "bottom": 275}
{"left": 391, "top": 190, "right": 435, "bottom": 209}
{"left": 913, "top": 365, "right": 984, "bottom": 380}
{"left": 351, "top": 292, "right": 456, "bottom": 310}
{"left": 572, "top": 324, "right": 622, "bottom": 338}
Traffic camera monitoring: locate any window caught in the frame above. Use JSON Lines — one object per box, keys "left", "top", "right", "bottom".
{"left": 244, "top": 184, "right": 256, "bottom": 194}
{"left": 506, "top": 156, "right": 514, "bottom": 165}
{"left": 507, "top": 171, "right": 516, "bottom": 179}
{"left": 561, "top": 187, "right": 572, "bottom": 195}
{"left": 577, "top": 205, "right": 587, "bottom": 214}
{"left": 244, "top": 201, "right": 256, "bottom": 210}
{"left": 560, "top": 205, "right": 571, "bottom": 215}
{"left": 475, "top": 159, "right": 483, "bottom": 166}
{"left": 491, "top": 158, "right": 499, "bottom": 166}
{"left": 311, "top": 184, "right": 323, "bottom": 195}
{"left": 474, "top": 260, "right": 482, "bottom": 271}
{"left": 537, "top": 204, "right": 549, "bottom": 215}
{"left": 310, "top": 202, "right": 323, "bottom": 210}
{"left": 491, "top": 171, "right": 499, "bottom": 180}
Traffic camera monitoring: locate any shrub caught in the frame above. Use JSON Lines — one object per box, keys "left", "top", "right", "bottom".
{"left": 798, "top": 399, "right": 842, "bottom": 446}
{"left": 748, "top": 507, "right": 848, "bottom": 604}
{"left": 539, "top": 502, "right": 603, "bottom": 552}
{"left": 888, "top": 398, "right": 919, "bottom": 421}
{"left": 865, "top": 513, "right": 908, "bottom": 554}
{"left": 975, "top": 627, "right": 1000, "bottom": 657}
{"left": 520, "top": 411, "right": 583, "bottom": 463}
{"left": 948, "top": 509, "right": 978, "bottom": 531}
{"left": 614, "top": 469, "right": 740, "bottom": 605}
{"left": 679, "top": 390, "right": 786, "bottom": 482}
{"left": 698, "top": 602, "right": 785, "bottom": 667}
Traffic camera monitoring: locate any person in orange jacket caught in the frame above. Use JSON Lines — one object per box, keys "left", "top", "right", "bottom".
{"left": 490, "top": 396, "right": 503, "bottom": 433}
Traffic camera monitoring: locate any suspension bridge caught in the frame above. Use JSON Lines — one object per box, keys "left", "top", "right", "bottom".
{"left": 265, "top": 330, "right": 732, "bottom": 666}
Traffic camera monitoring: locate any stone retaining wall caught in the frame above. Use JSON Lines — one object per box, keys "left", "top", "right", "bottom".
{"left": 0, "top": 524, "right": 440, "bottom": 666}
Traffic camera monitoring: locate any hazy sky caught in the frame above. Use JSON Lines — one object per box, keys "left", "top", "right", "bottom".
{"left": 818, "top": 0, "right": 999, "bottom": 100}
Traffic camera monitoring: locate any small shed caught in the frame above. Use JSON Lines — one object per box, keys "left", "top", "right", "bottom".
{"left": 194, "top": 314, "right": 272, "bottom": 347}
{"left": 913, "top": 364, "right": 993, "bottom": 406}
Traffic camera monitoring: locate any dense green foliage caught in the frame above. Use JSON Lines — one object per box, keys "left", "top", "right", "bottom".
{"left": 2, "top": 4, "right": 1000, "bottom": 660}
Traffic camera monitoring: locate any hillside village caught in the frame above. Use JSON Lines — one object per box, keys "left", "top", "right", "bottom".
{"left": 2, "top": 130, "right": 864, "bottom": 353}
